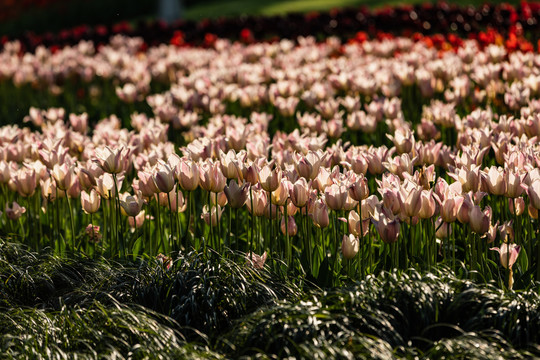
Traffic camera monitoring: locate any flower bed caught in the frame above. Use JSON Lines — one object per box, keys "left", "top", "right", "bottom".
{"left": 1, "top": 3, "right": 540, "bottom": 357}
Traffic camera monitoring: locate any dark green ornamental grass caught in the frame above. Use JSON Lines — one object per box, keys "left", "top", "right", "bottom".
{"left": 1, "top": 240, "right": 540, "bottom": 359}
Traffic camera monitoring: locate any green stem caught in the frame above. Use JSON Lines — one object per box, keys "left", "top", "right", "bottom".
{"left": 66, "top": 195, "right": 76, "bottom": 254}
{"left": 167, "top": 191, "right": 175, "bottom": 252}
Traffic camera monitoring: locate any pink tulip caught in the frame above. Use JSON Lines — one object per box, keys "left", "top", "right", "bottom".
{"left": 387, "top": 128, "right": 414, "bottom": 154}
{"left": 311, "top": 199, "right": 329, "bottom": 228}
{"left": 128, "top": 210, "right": 146, "bottom": 229}
{"left": 156, "top": 253, "right": 172, "bottom": 270}
{"left": 435, "top": 217, "right": 452, "bottom": 239}
{"left": 294, "top": 151, "right": 324, "bottom": 180}
{"left": 85, "top": 224, "right": 102, "bottom": 243}
{"left": 224, "top": 180, "right": 249, "bottom": 209}
{"left": 505, "top": 171, "right": 524, "bottom": 198}
{"left": 137, "top": 170, "right": 159, "bottom": 198}
{"left": 508, "top": 197, "right": 525, "bottom": 216}
{"left": 209, "top": 191, "right": 228, "bottom": 208}
{"left": 52, "top": 163, "right": 74, "bottom": 191}
{"left": 81, "top": 189, "right": 101, "bottom": 214}
{"left": 280, "top": 215, "right": 298, "bottom": 236}
{"left": 199, "top": 160, "right": 227, "bottom": 193}
{"left": 120, "top": 193, "right": 144, "bottom": 217}
{"left": 342, "top": 234, "right": 359, "bottom": 260}
{"left": 14, "top": 167, "right": 37, "bottom": 197}
{"left": 290, "top": 178, "right": 309, "bottom": 208}
{"left": 527, "top": 179, "right": 540, "bottom": 210}
{"left": 94, "top": 146, "right": 129, "bottom": 174}
{"left": 201, "top": 205, "right": 224, "bottom": 226}
{"left": 418, "top": 190, "right": 437, "bottom": 219}
{"left": 482, "top": 166, "right": 506, "bottom": 196}
{"left": 5, "top": 201, "right": 26, "bottom": 220}
{"left": 498, "top": 221, "right": 514, "bottom": 243}
{"left": 349, "top": 175, "right": 369, "bottom": 201}
{"left": 159, "top": 188, "right": 187, "bottom": 212}
{"left": 468, "top": 205, "right": 491, "bottom": 234}
{"left": 372, "top": 207, "right": 400, "bottom": 244}
{"left": 95, "top": 173, "right": 122, "bottom": 199}
{"left": 271, "top": 180, "right": 290, "bottom": 206}
{"left": 246, "top": 188, "right": 267, "bottom": 217}
{"left": 381, "top": 189, "right": 402, "bottom": 215}
{"left": 348, "top": 210, "right": 369, "bottom": 237}
{"left": 153, "top": 162, "right": 175, "bottom": 194}
{"left": 0, "top": 161, "right": 12, "bottom": 184}
{"left": 259, "top": 164, "right": 281, "bottom": 193}
{"left": 220, "top": 150, "right": 242, "bottom": 179}
{"left": 490, "top": 243, "right": 520, "bottom": 269}
{"left": 324, "top": 183, "right": 348, "bottom": 211}
{"left": 400, "top": 182, "right": 422, "bottom": 218}
{"left": 245, "top": 251, "right": 267, "bottom": 269}
{"left": 243, "top": 164, "right": 259, "bottom": 185}
{"left": 177, "top": 158, "right": 199, "bottom": 191}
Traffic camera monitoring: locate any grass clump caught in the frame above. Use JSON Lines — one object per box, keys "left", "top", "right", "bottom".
{"left": 0, "top": 301, "right": 222, "bottom": 359}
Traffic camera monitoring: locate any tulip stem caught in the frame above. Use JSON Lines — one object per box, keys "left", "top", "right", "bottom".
{"left": 268, "top": 191, "right": 272, "bottom": 257}
{"left": 227, "top": 205, "right": 232, "bottom": 251}
{"left": 410, "top": 216, "right": 414, "bottom": 266}
{"left": 285, "top": 202, "right": 290, "bottom": 267}
{"left": 156, "top": 196, "right": 164, "bottom": 255}
{"left": 452, "top": 223, "right": 456, "bottom": 271}
{"left": 235, "top": 207, "right": 239, "bottom": 252}
{"left": 184, "top": 191, "right": 191, "bottom": 250}
{"left": 207, "top": 191, "right": 212, "bottom": 251}
{"left": 54, "top": 198, "right": 61, "bottom": 256}
{"left": 112, "top": 174, "right": 124, "bottom": 260}
{"left": 176, "top": 188, "right": 183, "bottom": 246}
{"left": 537, "top": 219, "right": 540, "bottom": 282}
{"left": 167, "top": 191, "right": 175, "bottom": 252}
{"left": 47, "top": 197, "right": 54, "bottom": 253}
{"left": 215, "top": 191, "right": 221, "bottom": 252}
{"left": 332, "top": 211, "right": 339, "bottom": 283}
{"left": 36, "top": 192, "right": 43, "bottom": 252}
{"left": 249, "top": 186, "right": 254, "bottom": 260}
{"left": 66, "top": 195, "right": 76, "bottom": 254}
{"left": 90, "top": 212, "right": 94, "bottom": 257}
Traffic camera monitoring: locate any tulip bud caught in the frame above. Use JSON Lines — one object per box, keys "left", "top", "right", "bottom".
{"left": 468, "top": 205, "right": 491, "bottom": 234}
{"left": 153, "top": 162, "right": 176, "bottom": 193}
{"left": 342, "top": 234, "right": 359, "bottom": 259}
{"left": 311, "top": 199, "right": 329, "bottom": 228}
{"left": 81, "top": 189, "right": 101, "bottom": 214}
{"left": 280, "top": 215, "right": 298, "bottom": 236}
{"left": 290, "top": 178, "right": 309, "bottom": 208}
{"left": 259, "top": 165, "right": 281, "bottom": 193}
{"left": 177, "top": 159, "right": 199, "bottom": 191}
{"left": 508, "top": 197, "right": 525, "bottom": 216}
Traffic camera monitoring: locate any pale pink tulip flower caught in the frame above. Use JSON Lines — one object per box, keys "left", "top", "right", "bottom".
{"left": 81, "top": 189, "right": 101, "bottom": 214}
{"left": 342, "top": 234, "right": 359, "bottom": 260}
{"left": 5, "top": 201, "right": 26, "bottom": 220}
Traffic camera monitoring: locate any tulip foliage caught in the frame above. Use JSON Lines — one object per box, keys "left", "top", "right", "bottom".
{"left": 1, "top": 26, "right": 540, "bottom": 290}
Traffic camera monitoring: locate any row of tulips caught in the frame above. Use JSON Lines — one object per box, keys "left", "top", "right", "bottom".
{"left": 1, "top": 34, "right": 540, "bottom": 289}
{"left": 3, "top": 1, "right": 540, "bottom": 54}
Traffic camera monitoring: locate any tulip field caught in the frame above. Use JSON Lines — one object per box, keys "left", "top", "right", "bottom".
{"left": 2, "top": 2, "right": 540, "bottom": 358}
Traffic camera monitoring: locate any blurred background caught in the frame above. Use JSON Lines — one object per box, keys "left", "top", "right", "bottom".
{"left": 0, "top": 0, "right": 521, "bottom": 37}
